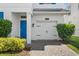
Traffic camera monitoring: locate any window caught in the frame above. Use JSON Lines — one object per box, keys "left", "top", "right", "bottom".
{"left": 51, "top": 3, "right": 56, "bottom": 4}
{"left": 21, "top": 16, "right": 26, "bottom": 21}
{"left": 45, "top": 18, "right": 49, "bottom": 20}
{"left": 39, "top": 3, "right": 56, "bottom": 5}
{"left": 21, "top": 16, "right": 26, "bottom": 18}
{"left": 39, "top": 3, "right": 44, "bottom": 5}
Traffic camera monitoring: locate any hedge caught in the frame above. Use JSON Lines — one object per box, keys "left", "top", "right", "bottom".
{"left": 0, "top": 38, "right": 26, "bottom": 52}
{"left": 0, "top": 19, "right": 12, "bottom": 37}
{"left": 56, "top": 24, "right": 75, "bottom": 40}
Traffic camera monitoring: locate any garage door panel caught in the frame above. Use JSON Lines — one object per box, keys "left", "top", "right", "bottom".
{"left": 32, "top": 14, "right": 59, "bottom": 40}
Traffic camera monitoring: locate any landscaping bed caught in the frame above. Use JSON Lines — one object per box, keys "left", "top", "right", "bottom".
{"left": 0, "top": 19, "right": 30, "bottom": 56}
{"left": 0, "top": 50, "right": 30, "bottom": 56}
{"left": 56, "top": 24, "right": 79, "bottom": 54}
{"left": 0, "top": 38, "right": 30, "bottom": 56}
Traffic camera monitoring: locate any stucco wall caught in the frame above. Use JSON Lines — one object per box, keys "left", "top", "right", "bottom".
{"left": 33, "top": 3, "right": 65, "bottom": 9}
{"left": 0, "top": 3, "right": 33, "bottom": 37}
{"left": 11, "top": 13, "right": 20, "bottom": 37}
{"left": 64, "top": 3, "right": 79, "bottom": 36}
{"left": 0, "top": 3, "right": 33, "bottom": 12}
{"left": 32, "top": 13, "right": 64, "bottom": 24}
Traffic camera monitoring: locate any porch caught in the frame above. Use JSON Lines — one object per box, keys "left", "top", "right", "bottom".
{"left": 11, "top": 12, "right": 31, "bottom": 45}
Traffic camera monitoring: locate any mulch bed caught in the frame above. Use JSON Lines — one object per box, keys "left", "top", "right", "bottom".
{"left": 16, "top": 50, "right": 30, "bottom": 56}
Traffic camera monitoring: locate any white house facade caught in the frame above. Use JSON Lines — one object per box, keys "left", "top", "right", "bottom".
{"left": 64, "top": 3, "right": 79, "bottom": 36}
{"left": 0, "top": 3, "right": 70, "bottom": 45}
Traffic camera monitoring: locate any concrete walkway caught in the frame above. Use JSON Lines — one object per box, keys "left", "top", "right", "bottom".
{"left": 30, "top": 40, "right": 77, "bottom": 56}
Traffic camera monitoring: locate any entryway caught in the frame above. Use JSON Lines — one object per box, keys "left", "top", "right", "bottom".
{"left": 11, "top": 13, "right": 27, "bottom": 38}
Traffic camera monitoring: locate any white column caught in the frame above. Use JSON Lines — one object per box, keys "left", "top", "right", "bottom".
{"left": 26, "top": 12, "right": 32, "bottom": 46}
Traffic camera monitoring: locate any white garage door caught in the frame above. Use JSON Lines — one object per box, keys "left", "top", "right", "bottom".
{"left": 32, "top": 14, "right": 63, "bottom": 40}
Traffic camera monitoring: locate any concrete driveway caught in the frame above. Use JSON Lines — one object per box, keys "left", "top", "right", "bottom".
{"left": 30, "top": 40, "right": 77, "bottom": 56}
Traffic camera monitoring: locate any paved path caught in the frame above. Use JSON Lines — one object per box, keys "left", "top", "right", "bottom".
{"left": 30, "top": 40, "right": 77, "bottom": 56}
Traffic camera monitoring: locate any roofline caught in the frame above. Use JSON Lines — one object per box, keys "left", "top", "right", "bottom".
{"left": 33, "top": 8, "right": 70, "bottom": 12}
{"left": 33, "top": 8, "right": 70, "bottom": 15}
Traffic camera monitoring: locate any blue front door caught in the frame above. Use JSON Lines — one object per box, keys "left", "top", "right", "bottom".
{"left": 20, "top": 20, "right": 27, "bottom": 38}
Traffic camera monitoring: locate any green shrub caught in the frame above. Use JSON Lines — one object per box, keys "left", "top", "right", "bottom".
{"left": 0, "top": 38, "right": 26, "bottom": 52}
{"left": 0, "top": 19, "right": 12, "bottom": 37}
{"left": 56, "top": 24, "right": 75, "bottom": 40}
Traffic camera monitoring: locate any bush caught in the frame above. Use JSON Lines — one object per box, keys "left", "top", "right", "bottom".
{"left": 56, "top": 24, "right": 75, "bottom": 40}
{"left": 0, "top": 38, "right": 26, "bottom": 52}
{"left": 0, "top": 19, "right": 12, "bottom": 37}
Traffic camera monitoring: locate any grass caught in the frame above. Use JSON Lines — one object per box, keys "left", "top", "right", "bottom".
{"left": 69, "top": 36, "right": 79, "bottom": 48}
{"left": 67, "top": 44, "right": 79, "bottom": 53}
{"left": 65, "top": 36, "right": 79, "bottom": 54}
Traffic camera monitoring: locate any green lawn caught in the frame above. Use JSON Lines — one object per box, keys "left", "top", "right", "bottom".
{"left": 71, "top": 36, "right": 79, "bottom": 42}
{"left": 69, "top": 36, "right": 79, "bottom": 48}
{"left": 66, "top": 36, "right": 79, "bottom": 53}
{"left": 67, "top": 44, "right": 79, "bottom": 53}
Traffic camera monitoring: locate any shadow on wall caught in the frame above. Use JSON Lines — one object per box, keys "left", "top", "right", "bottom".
{"left": 31, "top": 40, "right": 63, "bottom": 50}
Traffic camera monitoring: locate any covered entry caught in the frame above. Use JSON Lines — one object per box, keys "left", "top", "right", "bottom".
{"left": 11, "top": 13, "right": 27, "bottom": 38}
